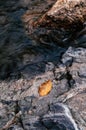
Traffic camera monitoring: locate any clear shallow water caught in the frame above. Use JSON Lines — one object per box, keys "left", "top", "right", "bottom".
{"left": 0, "top": 0, "right": 86, "bottom": 80}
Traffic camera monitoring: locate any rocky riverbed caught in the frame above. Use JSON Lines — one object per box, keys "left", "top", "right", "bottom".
{"left": 0, "top": 0, "right": 86, "bottom": 130}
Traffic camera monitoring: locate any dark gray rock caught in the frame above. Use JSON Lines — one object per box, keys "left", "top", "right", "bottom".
{"left": 42, "top": 103, "right": 79, "bottom": 130}
{"left": 21, "top": 115, "right": 47, "bottom": 130}
{"left": 20, "top": 103, "right": 79, "bottom": 130}
{"left": 0, "top": 100, "right": 16, "bottom": 129}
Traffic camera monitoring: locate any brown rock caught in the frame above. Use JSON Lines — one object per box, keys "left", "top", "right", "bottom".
{"left": 35, "top": 0, "right": 86, "bottom": 29}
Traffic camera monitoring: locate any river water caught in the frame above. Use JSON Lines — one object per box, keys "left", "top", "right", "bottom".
{"left": 0, "top": 0, "right": 86, "bottom": 80}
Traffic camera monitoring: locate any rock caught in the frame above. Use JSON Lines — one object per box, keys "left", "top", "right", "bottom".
{"left": 18, "top": 96, "right": 32, "bottom": 114}
{"left": 45, "top": 62, "right": 55, "bottom": 71}
{"left": 22, "top": 115, "right": 47, "bottom": 130}
{"left": 33, "top": 0, "right": 86, "bottom": 29}
{"left": 66, "top": 92, "right": 86, "bottom": 130}
{"left": 42, "top": 103, "right": 79, "bottom": 130}
{"left": 0, "top": 100, "right": 16, "bottom": 129}
{"left": 62, "top": 47, "right": 86, "bottom": 88}
{"left": 20, "top": 102, "right": 79, "bottom": 130}
{"left": 62, "top": 47, "right": 86, "bottom": 63}
{"left": 22, "top": 0, "right": 86, "bottom": 47}
{"left": 54, "top": 64, "right": 66, "bottom": 80}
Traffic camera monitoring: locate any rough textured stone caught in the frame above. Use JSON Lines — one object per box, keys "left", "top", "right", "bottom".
{"left": 66, "top": 93, "right": 86, "bottom": 130}
{"left": 30, "top": 0, "right": 86, "bottom": 29}
{"left": 0, "top": 100, "right": 16, "bottom": 129}
{"left": 62, "top": 47, "right": 86, "bottom": 88}
{"left": 42, "top": 103, "right": 79, "bottom": 130}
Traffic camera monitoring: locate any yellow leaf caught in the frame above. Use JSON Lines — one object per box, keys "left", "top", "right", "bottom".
{"left": 38, "top": 80, "right": 52, "bottom": 96}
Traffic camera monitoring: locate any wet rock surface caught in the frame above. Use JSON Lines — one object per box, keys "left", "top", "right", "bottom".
{"left": 0, "top": 0, "right": 86, "bottom": 130}
{"left": 39, "top": 0, "right": 86, "bottom": 28}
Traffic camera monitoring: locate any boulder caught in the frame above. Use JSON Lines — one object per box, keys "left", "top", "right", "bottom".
{"left": 33, "top": 0, "right": 86, "bottom": 29}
